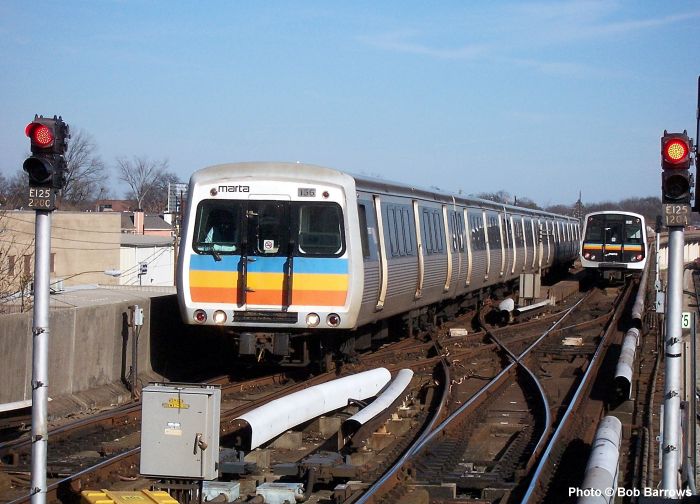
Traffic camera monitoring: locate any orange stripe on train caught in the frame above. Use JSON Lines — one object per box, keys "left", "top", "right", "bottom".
{"left": 191, "top": 287, "right": 238, "bottom": 303}
{"left": 191, "top": 287, "right": 347, "bottom": 306}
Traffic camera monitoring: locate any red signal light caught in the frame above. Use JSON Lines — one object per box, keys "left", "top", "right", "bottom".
{"left": 25, "top": 122, "right": 54, "bottom": 148}
{"left": 663, "top": 139, "right": 689, "bottom": 166}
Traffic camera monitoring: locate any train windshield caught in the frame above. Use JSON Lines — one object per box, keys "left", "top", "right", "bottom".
{"left": 193, "top": 200, "right": 345, "bottom": 257}
{"left": 584, "top": 214, "right": 643, "bottom": 244}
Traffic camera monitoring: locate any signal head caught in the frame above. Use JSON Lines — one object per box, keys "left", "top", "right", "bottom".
{"left": 23, "top": 115, "right": 69, "bottom": 190}
{"left": 25, "top": 122, "right": 55, "bottom": 149}
{"left": 661, "top": 131, "right": 692, "bottom": 170}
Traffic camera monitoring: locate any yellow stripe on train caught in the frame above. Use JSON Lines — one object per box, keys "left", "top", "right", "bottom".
{"left": 190, "top": 270, "right": 238, "bottom": 288}
{"left": 189, "top": 270, "right": 349, "bottom": 291}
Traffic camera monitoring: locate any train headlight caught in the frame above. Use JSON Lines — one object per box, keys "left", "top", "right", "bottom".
{"left": 583, "top": 252, "right": 590, "bottom": 259}
{"left": 213, "top": 310, "right": 227, "bottom": 324}
{"left": 326, "top": 313, "right": 341, "bottom": 327}
{"left": 194, "top": 310, "right": 207, "bottom": 324}
{"left": 636, "top": 254, "right": 643, "bottom": 261}
{"left": 306, "top": 313, "right": 320, "bottom": 327}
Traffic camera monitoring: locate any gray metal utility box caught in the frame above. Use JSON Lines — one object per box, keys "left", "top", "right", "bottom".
{"left": 140, "top": 383, "right": 221, "bottom": 480}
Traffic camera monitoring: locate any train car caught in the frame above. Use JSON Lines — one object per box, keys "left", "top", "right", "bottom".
{"left": 580, "top": 211, "right": 647, "bottom": 281}
{"left": 177, "top": 162, "right": 579, "bottom": 364}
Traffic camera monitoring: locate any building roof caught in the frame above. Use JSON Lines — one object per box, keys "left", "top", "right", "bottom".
{"left": 96, "top": 200, "right": 135, "bottom": 212}
{"left": 120, "top": 234, "right": 174, "bottom": 247}
{"left": 121, "top": 212, "right": 173, "bottom": 232}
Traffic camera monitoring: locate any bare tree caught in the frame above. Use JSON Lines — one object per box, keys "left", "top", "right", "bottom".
{"left": 0, "top": 171, "right": 29, "bottom": 209}
{"left": 140, "top": 171, "right": 182, "bottom": 213}
{"left": 116, "top": 157, "right": 169, "bottom": 210}
{"left": 61, "top": 129, "right": 107, "bottom": 208}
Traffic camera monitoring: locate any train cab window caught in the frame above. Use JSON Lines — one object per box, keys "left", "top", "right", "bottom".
{"left": 251, "top": 202, "right": 289, "bottom": 255}
{"left": 625, "top": 218, "right": 643, "bottom": 243}
{"left": 193, "top": 202, "right": 241, "bottom": 255}
{"left": 297, "top": 203, "right": 344, "bottom": 256}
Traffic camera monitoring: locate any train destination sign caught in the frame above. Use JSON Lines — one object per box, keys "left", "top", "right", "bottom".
{"left": 662, "top": 203, "right": 690, "bottom": 227}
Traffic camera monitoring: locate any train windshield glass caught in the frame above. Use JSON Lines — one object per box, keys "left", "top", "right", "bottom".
{"left": 193, "top": 200, "right": 345, "bottom": 257}
{"left": 193, "top": 202, "right": 241, "bottom": 254}
{"left": 584, "top": 214, "right": 642, "bottom": 244}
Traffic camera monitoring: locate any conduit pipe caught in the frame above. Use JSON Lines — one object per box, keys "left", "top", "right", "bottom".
{"left": 613, "top": 328, "right": 640, "bottom": 401}
{"left": 578, "top": 416, "right": 622, "bottom": 504}
{"left": 339, "top": 369, "right": 414, "bottom": 449}
{"left": 631, "top": 252, "right": 651, "bottom": 324}
{"left": 234, "top": 367, "right": 391, "bottom": 450}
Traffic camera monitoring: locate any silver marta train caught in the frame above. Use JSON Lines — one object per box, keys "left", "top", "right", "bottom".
{"left": 580, "top": 211, "right": 647, "bottom": 281}
{"left": 177, "top": 162, "right": 580, "bottom": 363}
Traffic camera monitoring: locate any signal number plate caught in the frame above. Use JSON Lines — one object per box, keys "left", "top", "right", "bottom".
{"left": 663, "top": 204, "right": 690, "bottom": 227}
{"left": 27, "top": 187, "right": 56, "bottom": 210}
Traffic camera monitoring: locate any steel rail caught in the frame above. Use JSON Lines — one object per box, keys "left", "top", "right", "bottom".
{"left": 521, "top": 282, "right": 633, "bottom": 503}
{"left": 355, "top": 295, "right": 587, "bottom": 503}
{"left": 352, "top": 343, "right": 451, "bottom": 504}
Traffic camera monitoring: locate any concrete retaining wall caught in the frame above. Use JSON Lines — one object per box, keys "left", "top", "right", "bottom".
{"left": 0, "top": 289, "right": 240, "bottom": 405}
{"left": 0, "top": 291, "right": 156, "bottom": 404}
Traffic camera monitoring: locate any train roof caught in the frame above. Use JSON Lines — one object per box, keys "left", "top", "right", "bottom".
{"left": 189, "top": 162, "right": 577, "bottom": 221}
{"left": 583, "top": 210, "right": 646, "bottom": 222}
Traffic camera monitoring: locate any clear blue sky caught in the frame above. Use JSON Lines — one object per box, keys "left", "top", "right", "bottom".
{"left": 1, "top": 1, "right": 698, "bottom": 206}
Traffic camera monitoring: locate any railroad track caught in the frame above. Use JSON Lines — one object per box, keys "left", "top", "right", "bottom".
{"left": 4, "top": 274, "right": 637, "bottom": 504}
{"left": 0, "top": 331, "right": 440, "bottom": 503}
{"left": 352, "top": 282, "right": 632, "bottom": 503}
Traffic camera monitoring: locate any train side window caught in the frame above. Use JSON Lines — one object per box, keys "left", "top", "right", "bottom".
{"left": 401, "top": 207, "right": 415, "bottom": 256}
{"left": 450, "top": 213, "right": 460, "bottom": 252}
{"left": 358, "top": 204, "right": 370, "bottom": 258}
{"left": 433, "top": 212, "right": 444, "bottom": 253}
{"left": 422, "top": 209, "right": 433, "bottom": 254}
{"left": 487, "top": 214, "right": 501, "bottom": 247}
{"left": 387, "top": 207, "right": 399, "bottom": 256}
{"left": 469, "top": 213, "right": 485, "bottom": 251}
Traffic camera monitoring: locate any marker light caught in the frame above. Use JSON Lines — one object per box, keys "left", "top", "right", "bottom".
{"left": 326, "top": 313, "right": 341, "bottom": 327}
{"left": 663, "top": 139, "right": 689, "bottom": 165}
{"left": 306, "top": 313, "right": 320, "bottom": 327}
{"left": 213, "top": 310, "right": 227, "bottom": 324}
{"left": 194, "top": 310, "right": 207, "bottom": 323}
{"left": 25, "top": 123, "right": 54, "bottom": 148}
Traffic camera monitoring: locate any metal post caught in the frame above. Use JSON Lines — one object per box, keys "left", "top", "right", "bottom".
{"left": 30, "top": 210, "right": 51, "bottom": 504}
{"left": 662, "top": 227, "right": 685, "bottom": 492}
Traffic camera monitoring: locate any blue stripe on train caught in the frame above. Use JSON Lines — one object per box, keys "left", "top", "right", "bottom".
{"left": 190, "top": 254, "right": 348, "bottom": 274}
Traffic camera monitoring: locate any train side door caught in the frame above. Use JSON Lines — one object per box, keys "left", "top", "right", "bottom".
{"left": 463, "top": 208, "right": 473, "bottom": 286}
{"left": 442, "top": 205, "right": 453, "bottom": 292}
{"left": 373, "top": 196, "right": 388, "bottom": 310}
{"left": 498, "top": 212, "right": 507, "bottom": 276}
{"left": 483, "top": 210, "right": 491, "bottom": 280}
{"left": 521, "top": 217, "right": 527, "bottom": 271}
{"left": 413, "top": 200, "right": 424, "bottom": 299}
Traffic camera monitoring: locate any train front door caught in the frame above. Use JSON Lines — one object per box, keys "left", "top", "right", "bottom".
{"left": 241, "top": 198, "right": 293, "bottom": 310}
